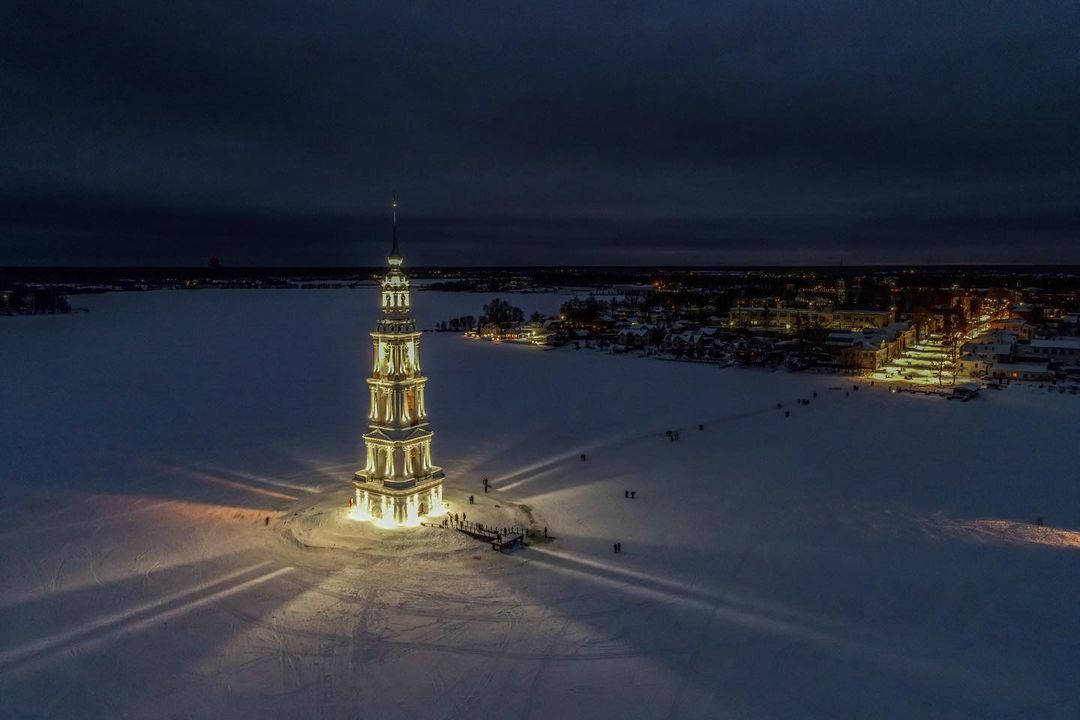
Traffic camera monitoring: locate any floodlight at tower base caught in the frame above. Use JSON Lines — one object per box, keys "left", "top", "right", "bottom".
{"left": 350, "top": 474, "right": 445, "bottom": 528}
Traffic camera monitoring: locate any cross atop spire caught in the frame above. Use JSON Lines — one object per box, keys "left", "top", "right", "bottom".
{"left": 389, "top": 192, "right": 401, "bottom": 261}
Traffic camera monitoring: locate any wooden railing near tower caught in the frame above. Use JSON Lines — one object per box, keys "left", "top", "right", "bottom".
{"left": 421, "top": 518, "right": 531, "bottom": 552}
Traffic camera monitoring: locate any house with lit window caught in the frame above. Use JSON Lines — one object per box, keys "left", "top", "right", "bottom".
{"left": 989, "top": 361, "right": 1055, "bottom": 382}
{"left": 828, "top": 322, "right": 915, "bottom": 370}
{"left": 957, "top": 353, "right": 993, "bottom": 378}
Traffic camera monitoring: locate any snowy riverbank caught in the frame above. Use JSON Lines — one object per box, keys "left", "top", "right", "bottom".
{"left": 2, "top": 289, "right": 1079, "bottom": 719}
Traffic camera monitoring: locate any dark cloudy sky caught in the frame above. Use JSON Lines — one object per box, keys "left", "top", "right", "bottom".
{"left": 2, "top": 1, "right": 1079, "bottom": 266}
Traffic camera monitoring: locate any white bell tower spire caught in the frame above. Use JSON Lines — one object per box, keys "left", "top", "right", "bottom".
{"left": 353, "top": 194, "right": 444, "bottom": 526}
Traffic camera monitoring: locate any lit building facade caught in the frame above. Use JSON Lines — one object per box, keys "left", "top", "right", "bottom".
{"left": 728, "top": 305, "right": 894, "bottom": 333}
{"left": 353, "top": 195, "right": 444, "bottom": 526}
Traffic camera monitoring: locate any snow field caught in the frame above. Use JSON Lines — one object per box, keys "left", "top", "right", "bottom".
{"left": 2, "top": 289, "right": 1079, "bottom": 719}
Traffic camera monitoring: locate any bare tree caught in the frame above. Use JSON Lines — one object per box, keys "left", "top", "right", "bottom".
{"left": 948, "top": 329, "right": 965, "bottom": 385}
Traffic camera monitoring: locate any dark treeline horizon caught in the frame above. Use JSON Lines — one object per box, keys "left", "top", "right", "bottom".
{"left": 7, "top": 263, "right": 1080, "bottom": 271}
{"left": 5, "top": 263, "right": 1080, "bottom": 282}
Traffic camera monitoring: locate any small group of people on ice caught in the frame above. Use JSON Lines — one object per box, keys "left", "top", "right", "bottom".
{"left": 443, "top": 512, "right": 466, "bottom": 526}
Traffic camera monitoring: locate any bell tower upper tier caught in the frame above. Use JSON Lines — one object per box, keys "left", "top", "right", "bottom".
{"left": 378, "top": 193, "right": 414, "bottom": 331}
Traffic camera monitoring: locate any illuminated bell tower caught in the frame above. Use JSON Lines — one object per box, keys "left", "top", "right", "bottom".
{"left": 353, "top": 194, "right": 444, "bottom": 525}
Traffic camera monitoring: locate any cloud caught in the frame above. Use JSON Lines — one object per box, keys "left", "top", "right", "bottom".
{"left": 2, "top": 0, "right": 1078, "bottom": 263}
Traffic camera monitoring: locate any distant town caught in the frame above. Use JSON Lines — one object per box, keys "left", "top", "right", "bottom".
{"left": 444, "top": 267, "right": 1080, "bottom": 394}
{"left": 4, "top": 264, "right": 1080, "bottom": 393}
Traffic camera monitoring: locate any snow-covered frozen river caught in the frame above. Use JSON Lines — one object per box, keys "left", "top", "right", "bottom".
{"left": 2, "top": 288, "right": 1080, "bottom": 719}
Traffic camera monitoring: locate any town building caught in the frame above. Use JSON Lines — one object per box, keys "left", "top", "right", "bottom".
{"left": 1022, "top": 338, "right": 1080, "bottom": 362}
{"left": 831, "top": 309, "right": 895, "bottom": 331}
{"left": 827, "top": 321, "right": 915, "bottom": 370}
{"left": 727, "top": 305, "right": 894, "bottom": 333}
{"left": 1010, "top": 303, "right": 1046, "bottom": 324}
{"left": 989, "top": 317, "right": 1035, "bottom": 341}
{"left": 962, "top": 330, "right": 1017, "bottom": 363}
{"left": 615, "top": 324, "right": 651, "bottom": 349}
{"left": 989, "top": 361, "right": 1055, "bottom": 382}
{"left": 958, "top": 354, "right": 993, "bottom": 378}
